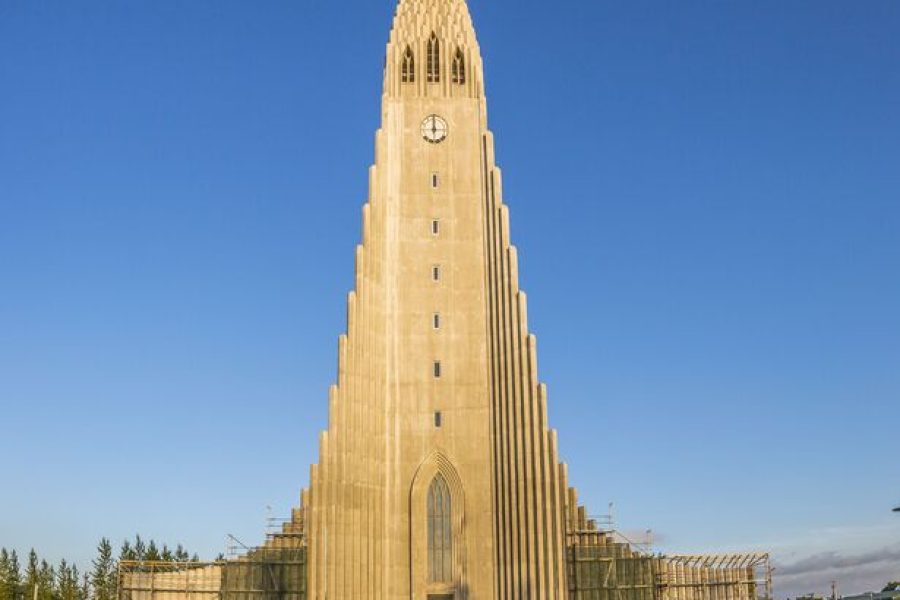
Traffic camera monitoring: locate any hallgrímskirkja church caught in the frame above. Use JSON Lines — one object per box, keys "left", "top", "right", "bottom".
{"left": 120, "top": 1, "right": 771, "bottom": 599}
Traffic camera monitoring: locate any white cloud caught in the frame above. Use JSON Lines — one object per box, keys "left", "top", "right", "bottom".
{"left": 772, "top": 543, "right": 900, "bottom": 599}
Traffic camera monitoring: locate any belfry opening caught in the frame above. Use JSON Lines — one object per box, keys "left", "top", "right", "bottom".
{"left": 118, "top": 1, "right": 772, "bottom": 600}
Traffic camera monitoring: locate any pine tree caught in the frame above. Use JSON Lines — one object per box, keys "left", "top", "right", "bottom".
{"left": 67, "top": 566, "right": 79, "bottom": 600}
{"left": 106, "top": 554, "right": 117, "bottom": 600}
{"left": 0, "top": 549, "right": 9, "bottom": 600}
{"left": 24, "top": 551, "right": 39, "bottom": 600}
{"left": 131, "top": 538, "right": 145, "bottom": 563}
{"left": 91, "top": 539, "right": 115, "bottom": 600}
{"left": 78, "top": 574, "right": 89, "bottom": 600}
{"left": 37, "top": 560, "right": 54, "bottom": 600}
{"left": 118, "top": 541, "right": 134, "bottom": 564}
{"left": 56, "top": 562, "right": 78, "bottom": 600}
{"left": 143, "top": 543, "right": 159, "bottom": 563}
{"left": 54, "top": 562, "right": 66, "bottom": 600}
{"left": 6, "top": 551, "right": 22, "bottom": 600}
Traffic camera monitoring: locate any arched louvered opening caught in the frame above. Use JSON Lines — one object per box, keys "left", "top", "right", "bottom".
{"left": 452, "top": 48, "right": 466, "bottom": 85}
{"left": 427, "top": 33, "right": 441, "bottom": 83}
{"left": 401, "top": 46, "right": 415, "bottom": 84}
{"left": 427, "top": 474, "right": 452, "bottom": 583}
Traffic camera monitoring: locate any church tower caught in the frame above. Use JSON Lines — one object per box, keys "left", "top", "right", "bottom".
{"left": 300, "top": 0, "right": 571, "bottom": 598}
{"left": 117, "top": 3, "right": 772, "bottom": 600}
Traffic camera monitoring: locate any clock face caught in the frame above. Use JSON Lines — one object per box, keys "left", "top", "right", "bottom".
{"left": 422, "top": 114, "right": 449, "bottom": 144}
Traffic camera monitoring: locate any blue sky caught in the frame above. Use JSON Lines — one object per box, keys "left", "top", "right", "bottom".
{"left": 1, "top": 0, "right": 898, "bottom": 596}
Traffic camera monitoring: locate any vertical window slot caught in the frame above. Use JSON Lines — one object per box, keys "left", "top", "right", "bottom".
{"left": 452, "top": 48, "right": 466, "bottom": 85}
{"left": 401, "top": 46, "right": 415, "bottom": 84}
{"left": 427, "top": 33, "right": 441, "bottom": 83}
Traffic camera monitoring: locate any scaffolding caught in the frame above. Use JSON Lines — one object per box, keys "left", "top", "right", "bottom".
{"left": 119, "top": 544, "right": 306, "bottom": 600}
{"left": 119, "top": 545, "right": 770, "bottom": 600}
{"left": 118, "top": 507, "right": 769, "bottom": 600}
{"left": 118, "top": 505, "right": 308, "bottom": 600}
{"left": 119, "top": 548, "right": 306, "bottom": 600}
{"left": 220, "top": 546, "right": 306, "bottom": 600}
{"left": 567, "top": 533, "right": 772, "bottom": 600}
{"left": 660, "top": 554, "right": 772, "bottom": 600}
{"left": 118, "top": 561, "right": 223, "bottom": 600}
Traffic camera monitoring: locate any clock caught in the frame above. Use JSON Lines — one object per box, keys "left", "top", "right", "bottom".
{"left": 422, "top": 114, "right": 449, "bottom": 144}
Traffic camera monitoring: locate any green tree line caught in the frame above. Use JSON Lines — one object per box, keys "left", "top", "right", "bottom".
{"left": 0, "top": 537, "right": 201, "bottom": 600}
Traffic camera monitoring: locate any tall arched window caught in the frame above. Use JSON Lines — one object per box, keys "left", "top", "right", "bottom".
{"left": 427, "top": 474, "right": 452, "bottom": 583}
{"left": 452, "top": 49, "right": 465, "bottom": 85}
{"left": 427, "top": 33, "right": 441, "bottom": 83}
{"left": 401, "top": 46, "right": 415, "bottom": 84}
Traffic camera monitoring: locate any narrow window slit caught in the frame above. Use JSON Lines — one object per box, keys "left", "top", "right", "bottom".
{"left": 427, "top": 33, "right": 441, "bottom": 83}
{"left": 452, "top": 48, "right": 466, "bottom": 85}
{"left": 401, "top": 46, "right": 416, "bottom": 84}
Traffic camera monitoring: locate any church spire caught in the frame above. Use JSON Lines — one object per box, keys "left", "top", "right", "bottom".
{"left": 384, "top": 0, "right": 483, "bottom": 98}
